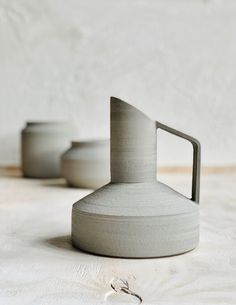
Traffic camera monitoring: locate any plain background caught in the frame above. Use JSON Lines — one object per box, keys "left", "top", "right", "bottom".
{"left": 0, "top": 0, "right": 235, "bottom": 166}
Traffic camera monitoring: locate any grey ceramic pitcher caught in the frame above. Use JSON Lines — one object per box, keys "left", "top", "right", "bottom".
{"left": 72, "top": 97, "right": 201, "bottom": 258}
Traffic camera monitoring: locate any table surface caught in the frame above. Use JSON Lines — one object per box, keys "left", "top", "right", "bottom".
{"left": 0, "top": 167, "right": 235, "bottom": 305}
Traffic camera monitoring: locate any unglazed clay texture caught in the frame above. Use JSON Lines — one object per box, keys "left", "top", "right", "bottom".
{"left": 72, "top": 181, "right": 199, "bottom": 258}
{"left": 21, "top": 122, "right": 76, "bottom": 178}
{"left": 72, "top": 97, "right": 201, "bottom": 258}
{"left": 111, "top": 99, "right": 157, "bottom": 183}
{"left": 61, "top": 140, "right": 110, "bottom": 189}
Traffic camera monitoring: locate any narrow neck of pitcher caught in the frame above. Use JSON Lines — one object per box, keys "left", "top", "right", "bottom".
{"left": 110, "top": 126, "right": 157, "bottom": 183}
{"left": 110, "top": 98, "right": 157, "bottom": 183}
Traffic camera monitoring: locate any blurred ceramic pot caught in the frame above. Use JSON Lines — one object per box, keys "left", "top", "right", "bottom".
{"left": 61, "top": 140, "right": 110, "bottom": 189}
{"left": 21, "top": 122, "right": 75, "bottom": 178}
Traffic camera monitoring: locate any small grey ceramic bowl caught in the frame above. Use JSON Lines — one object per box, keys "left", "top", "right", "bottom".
{"left": 21, "top": 121, "right": 76, "bottom": 178}
{"left": 61, "top": 139, "right": 110, "bottom": 189}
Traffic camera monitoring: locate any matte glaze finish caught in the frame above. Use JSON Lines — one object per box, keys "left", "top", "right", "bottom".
{"left": 72, "top": 97, "right": 201, "bottom": 258}
{"left": 61, "top": 140, "right": 110, "bottom": 189}
{"left": 111, "top": 100, "right": 157, "bottom": 183}
{"left": 21, "top": 122, "right": 75, "bottom": 178}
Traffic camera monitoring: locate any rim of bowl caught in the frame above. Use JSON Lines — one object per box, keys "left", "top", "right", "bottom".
{"left": 71, "top": 139, "right": 109, "bottom": 147}
{"left": 26, "top": 121, "right": 70, "bottom": 126}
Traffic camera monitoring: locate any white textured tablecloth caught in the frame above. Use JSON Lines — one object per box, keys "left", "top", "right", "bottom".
{"left": 0, "top": 169, "right": 235, "bottom": 305}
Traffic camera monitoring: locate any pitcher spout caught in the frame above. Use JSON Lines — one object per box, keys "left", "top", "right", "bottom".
{"left": 110, "top": 97, "right": 157, "bottom": 183}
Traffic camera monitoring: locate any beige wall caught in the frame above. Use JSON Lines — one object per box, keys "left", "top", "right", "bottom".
{"left": 0, "top": 0, "right": 235, "bottom": 165}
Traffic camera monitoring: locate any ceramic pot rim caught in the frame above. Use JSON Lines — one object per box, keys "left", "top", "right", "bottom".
{"left": 26, "top": 121, "right": 70, "bottom": 127}
{"left": 71, "top": 139, "right": 109, "bottom": 147}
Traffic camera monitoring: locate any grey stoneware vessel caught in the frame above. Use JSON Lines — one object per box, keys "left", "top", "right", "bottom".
{"left": 61, "top": 140, "right": 110, "bottom": 189}
{"left": 21, "top": 122, "right": 76, "bottom": 178}
{"left": 72, "top": 97, "right": 201, "bottom": 258}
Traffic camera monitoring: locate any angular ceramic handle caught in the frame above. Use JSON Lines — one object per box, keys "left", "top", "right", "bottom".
{"left": 156, "top": 121, "right": 201, "bottom": 203}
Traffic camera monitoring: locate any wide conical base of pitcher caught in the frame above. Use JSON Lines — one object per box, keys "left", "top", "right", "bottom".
{"left": 72, "top": 182, "right": 199, "bottom": 258}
